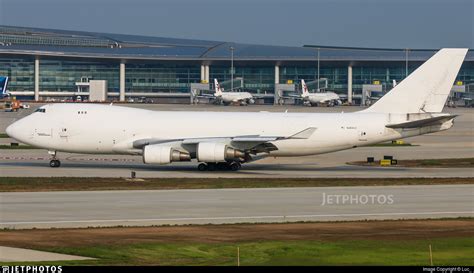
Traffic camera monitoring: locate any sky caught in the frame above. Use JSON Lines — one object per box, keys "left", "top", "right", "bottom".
{"left": 0, "top": 0, "right": 472, "bottom": 49}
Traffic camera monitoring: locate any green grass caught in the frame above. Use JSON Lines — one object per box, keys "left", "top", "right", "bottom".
{"left": 0, "top": 133, "right": 9, "bottom": 138}
{"left": 2, "top": 237, "right": 472, "bottom": 266}
{"left": 0, "top": 177, "right": 472, "bottom": 192}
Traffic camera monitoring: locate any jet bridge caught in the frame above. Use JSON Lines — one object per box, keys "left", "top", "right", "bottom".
{"left": 216, "top": 77, "right": 244, "bottom": 91}
{"left": 190, "top": 83, "right": 210, "bottom": 104}
{"left": 304, "top": 78, "right": 328, "bottom": 91}
{"left": 274, "top": 83, "right": 295, "bottom": 105}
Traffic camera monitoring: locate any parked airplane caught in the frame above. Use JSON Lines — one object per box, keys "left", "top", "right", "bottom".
{"left": 282, "top": 79, "right": 341, "bottom": 106}
{"left": 300, "top": 79, "right": 341, "bottom": 106}
{"left": 199, "top": 79, "right": 255, "bottom": 105}
{"left": 0, "top": 76, "right": 10, "bottom": 98}
{"left": 6, "top": 49, "right": 468, "bottom": 171}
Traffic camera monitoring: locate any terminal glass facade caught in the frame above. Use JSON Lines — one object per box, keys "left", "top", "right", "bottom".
{"left": 125, "top": 63, "right": 200, "bottom": 93}
{"left": 457, "top": 66, "right": 474, "bottom": 87}
{"left": 352, "top": 65, "right": 474, "bottom": 94}
{"left": 279, "top": 66, "right": 348, "bottom": 93}
{"left": 1, "top": 57, "right": 473, "bottom": 100}
{"left": 0, "top": 57, "right": 35, "bottom": 91}
{"left": 351, "top": 65, "right": 416, "bottom": 94}
{"left": 39, "top": 60, "right": 120, "bottom": 92}
{"left": 209, "top": 66, "right": 274, "bottom": 93}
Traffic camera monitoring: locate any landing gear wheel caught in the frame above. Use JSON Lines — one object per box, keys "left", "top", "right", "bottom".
{"left": 229, "top": 162, "right": 241, "bottom": 171}
{"left": 217, "top": 162, "right": 229, "bottom": 170}
{"left": 198, "top": 163, "right": 208, "bottom": 171}
{"left": 49, "top": 160, "right": 61, "bottom": 168}
{"left": 207, "top": 163, "right": 216, "bottom": 171}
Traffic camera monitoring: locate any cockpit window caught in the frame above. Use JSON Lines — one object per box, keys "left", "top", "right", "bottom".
{"left": 35, "top": 108, "right": 46, "bottom": 113}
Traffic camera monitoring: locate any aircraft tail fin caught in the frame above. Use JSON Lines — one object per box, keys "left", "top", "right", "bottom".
{"left": 301, "top": 79, "right": 309, "bottom": 97}
{"left": 363, "top": 48, "right": 468, "bottom": 114}
{"left": 0, "top": 76, "right": 9, "bottom": 97}
{"left": 214, "top": 79, "right": 223, "bottom": 96}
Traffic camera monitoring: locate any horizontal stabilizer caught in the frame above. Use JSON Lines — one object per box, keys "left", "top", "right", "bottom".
{"left": 386, "top": 115, "right": 457, "bottom": 129}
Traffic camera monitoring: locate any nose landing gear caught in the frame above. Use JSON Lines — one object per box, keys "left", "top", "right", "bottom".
{"left": 48, "top": 150, "right": 61, "bottom": 168}
{"left": 49, "top": 160, "right": 61, "bottom": 168}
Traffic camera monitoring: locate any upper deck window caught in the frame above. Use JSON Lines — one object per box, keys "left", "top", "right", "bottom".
{"left": 35, "top": 108, "right": 46, "bottom": 113}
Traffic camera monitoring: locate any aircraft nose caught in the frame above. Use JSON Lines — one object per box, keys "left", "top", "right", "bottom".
{"left": 6, "top": 122, "right": 18, "bottom": 140}
{"left": 6, "top": 121, "right": 26, "bottom": 142}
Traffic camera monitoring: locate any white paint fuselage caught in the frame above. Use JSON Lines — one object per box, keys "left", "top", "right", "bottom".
{"left": 6, "top": 103, "right": 452, "bottom": 159}
{"left": 304, "top": 92, "right": 340, "bottom": 104}
{"left": 219, "top": 92, "right": 254, "bottom": 104}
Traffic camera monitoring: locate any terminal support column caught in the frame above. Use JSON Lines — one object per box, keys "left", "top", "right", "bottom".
{"left": 274, "top": 65, "right": 279, "bottom": 84}
{"left": 274, "top": 65, "right": 280, "bottom": 105}
{"left": 120, "top": 62, "right": 125, "bottom": 102}
{"left": 34, "top": 57, "right": 40, "bottom": 101}
{"left": 200, "top": 65, "right": 205, "bottom": 82}
{"left": 205, "top": 65, "right": 210, "bottom": 83}
{"left": 347, "top": 65, "right": 353, "bottom": 104}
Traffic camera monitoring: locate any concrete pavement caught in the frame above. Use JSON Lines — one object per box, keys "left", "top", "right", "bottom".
{"left": 1, "top": 184, "right": 472, "bottom": 229}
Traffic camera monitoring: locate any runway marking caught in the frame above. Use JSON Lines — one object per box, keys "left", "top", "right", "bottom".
{"left": 1, "top": 211, "right": 472, "bottom": 225}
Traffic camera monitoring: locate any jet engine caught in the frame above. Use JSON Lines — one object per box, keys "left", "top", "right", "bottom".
{"left": 197, "top": 142, "right": 245, "bottom": 162}
{"left": 143, "top": 145, "right": 191, "bottom": 164}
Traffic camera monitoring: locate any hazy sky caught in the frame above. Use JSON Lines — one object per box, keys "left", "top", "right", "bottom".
{"left": 0, "top": 0, "right": 472, "bottom": 48}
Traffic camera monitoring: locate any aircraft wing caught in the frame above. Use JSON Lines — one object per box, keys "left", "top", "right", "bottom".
{"left": 131, "top": 127, "right": 317, "bottom": 153}
{"left": 386, "top": 115, "right": 457, "bottom": 129}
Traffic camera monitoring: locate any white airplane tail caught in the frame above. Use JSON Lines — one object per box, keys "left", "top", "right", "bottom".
{"left": 301, "top": 79, "right": 309, "bottom": 97}
{"left": 364, "top": 48, "right": 468, "bottom": 114}
{"left": 214, "top": 79, "right": 223, "bottom": 96}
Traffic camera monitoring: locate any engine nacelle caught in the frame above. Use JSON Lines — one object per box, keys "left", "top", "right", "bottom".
{"left": 197, "top": 142, "right": 245, "bottom": 162}
{"left": 143, "top": 145, "right": 191, "bottom": 164}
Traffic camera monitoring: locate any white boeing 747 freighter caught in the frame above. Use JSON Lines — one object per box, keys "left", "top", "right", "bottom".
{"left": 6, "top": 49, "right": 468, "bottom": 171}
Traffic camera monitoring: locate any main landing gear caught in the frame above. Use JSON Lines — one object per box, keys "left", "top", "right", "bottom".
{"left": 197, "top": 162, "right": 241, "bottom": 171}
{"left": 48, "top": 150, "right": 61, "bottom": 168}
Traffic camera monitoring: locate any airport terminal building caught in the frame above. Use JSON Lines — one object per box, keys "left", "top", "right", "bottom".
{"left": 0, "top": 25, "right": 473, "bottom": 104}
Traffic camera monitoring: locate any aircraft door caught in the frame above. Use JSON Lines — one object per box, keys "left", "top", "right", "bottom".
{"left": 58, "top": 126, "right": 69, "bottom": 141}
{"left": 358, "top": 129, "right": 368, "bottom": 141}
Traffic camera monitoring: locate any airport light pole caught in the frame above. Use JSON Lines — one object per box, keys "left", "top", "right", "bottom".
{"left": 317, "top": 48, "right": 320, "bottom": 92}
{"left": 230, "top": 46, "right": 235, "bottom": 91}
{"left": 405, "top": 48, "right": 409, "bottom": 78}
